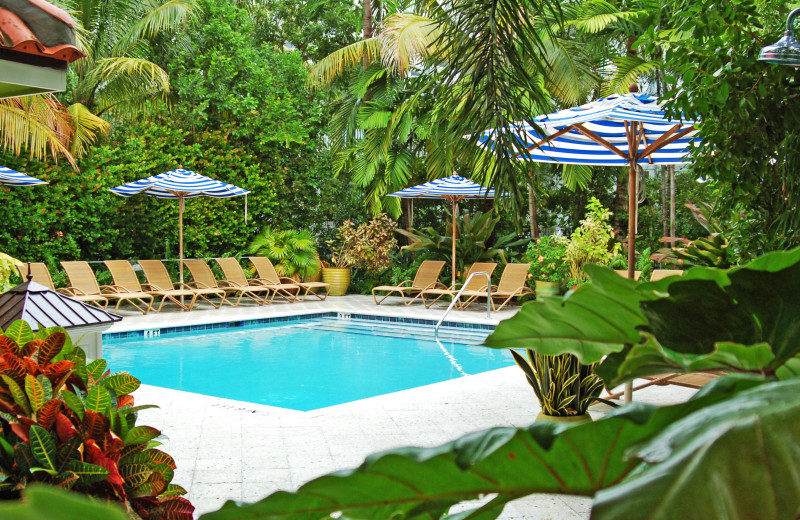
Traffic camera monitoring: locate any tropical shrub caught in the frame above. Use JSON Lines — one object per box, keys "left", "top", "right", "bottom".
{"left": 564, "top": 197, "right": 620, "bottom": 284}
{"left": 330, "top": 214, "right": 398, "bottom": 272}
{"left": 0, "top": 254, "right": 22, "bottom": 293}
{"left": 652, "top": 202, "right": 740, "bottom": 269}
{"left": 524, "top": 235, "right": 569, "bottom": 284}
{"left": 397, "top": 210, "right": 527, "bottom": 279}
{"left": 247, "top": 228, "right": 320, "bottom": 281}
{"left": 192, "top": 248, "right": 800, "bottom": 520}
{"left": 0, "top": 322, "right": 193, "bottom": 519}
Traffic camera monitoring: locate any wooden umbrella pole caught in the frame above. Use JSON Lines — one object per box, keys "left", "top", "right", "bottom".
{"left": 179, "top": 194, "right": 185, "bottom": 286}
{"left": 626, "top": 122, "right": 639, "bottom": 281}
{"left": 451, "top": 198, "right": 457, "bottom": 286}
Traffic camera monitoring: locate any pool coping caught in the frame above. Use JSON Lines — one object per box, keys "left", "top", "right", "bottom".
{"left": 104, "top": 307, "right": 499, "bottom": 339}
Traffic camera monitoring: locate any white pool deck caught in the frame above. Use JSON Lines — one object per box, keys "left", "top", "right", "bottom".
{"left": 108, "top": 295, "right": 697, "bottom": 519}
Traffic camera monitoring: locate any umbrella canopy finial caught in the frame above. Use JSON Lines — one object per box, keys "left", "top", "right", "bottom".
{"left": 628, "top": 83, "right": 639, "bottom": 93}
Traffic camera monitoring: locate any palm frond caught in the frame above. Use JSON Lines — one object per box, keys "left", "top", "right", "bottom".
{"left": 0, "top": 95, "right": 76, "bottom": 169}
{"left": 111, "top": 0, "right": 199, "bottom": 56}
{"left": 561, "top": 164, "right": 593, "bottom": 190}
{"left": 566, "top": 0, "right": 647, "bottom": 34}
{"left": 88, "top": 57, "right": 171, "bottom": 114}
{"left": 67, "top": 102, "right": 111, "bottom": 159}
{"left": 380, "top": 13, "right": 442, "bottom": 76}
{"left": 307, "top": 38, "right": 383, "bottom": 89}
{"left": 604, "top": 56, "right": 662, "bottom": 95}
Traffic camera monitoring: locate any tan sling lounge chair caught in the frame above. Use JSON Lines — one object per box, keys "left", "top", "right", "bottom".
{"left": 615, "top": 269, "right": 642, "bottom": 281}
{"left": 215, "top": 258, "right": 278, "bottom": 305}
{"left": 421, "top": 262, "right": 497, "bottom": 309}
{"left": 18, "top": 262, "right": 109, "bottom": 309}
{"left": 61, "top": 261, "right": 153, "bottom": 314}
{"left": 461, "top": 263, "right": 533, "bottom": 311}
{"left": 105, "top": 260, "right": 199, "bottom": 312}
{"left": 649, "top": 269, "right": 684, "bottom": 282}
{"left": 138, "top": 260, "right": 228, "bottom": 309}
{"left": 182, "top": 259, "right": 266, "bottom": 306}
{"left": 247, "top": 257, "right": 323, "bottom": 301}
{"left": 372, "top": 260, "right": 446, "bottom": 305}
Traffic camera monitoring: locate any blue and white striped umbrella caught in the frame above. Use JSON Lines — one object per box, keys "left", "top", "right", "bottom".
{"left": 110, "top": 168, "right": 250, "bottom": 282}
{"left": 109, "top": 168, "right": 248, "bottom": 199}
{"left": 475, "top": 93, "right": 700, "bottom": 281}
{"left": 0, "top": 166, "right": 48, "bottom": 186}
{"left": 388, "top": 175, "right": 495, "bottom": 201}
{"left": 389, "top": 175, "right": 495, "bottom": 284}
{"left": 475, "top": 93, "right": 699, "bottom": 165}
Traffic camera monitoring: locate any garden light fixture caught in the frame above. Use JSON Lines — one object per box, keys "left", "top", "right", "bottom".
{"left": 758, "top": 8, "right": 800, "bottom": 67}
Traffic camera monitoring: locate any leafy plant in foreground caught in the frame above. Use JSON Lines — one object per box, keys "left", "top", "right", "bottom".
{"left": 0, "top": 321, "right": 193, "bottom": 519}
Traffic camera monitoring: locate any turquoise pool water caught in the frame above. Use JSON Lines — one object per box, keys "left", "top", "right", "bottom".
{"left": 103, "top": 317, "right": 513, "bottom": 411}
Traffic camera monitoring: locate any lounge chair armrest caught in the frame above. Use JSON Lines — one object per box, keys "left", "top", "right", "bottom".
{"left": 396, "top": 280, "right": 413, "bottom": 287}
{"left": 57, "top": 287, "right": 83, "bottom": 297}
{"left": 422, "top": 281, "right": 448, "bottom": 290}
{"left": 173, "top": 282, "right": 195, "bottom": 290}
{"left": 141, "top": 283, "right": 161, "bottom": 292}
{"left": 278, "top": 277, "right": 298, "bottom": 284}
{"left": 100, "top": 284, "right": 127, "bottom": 294}
{"left": 218, "top": 280, "right": 244, "bottom": 288}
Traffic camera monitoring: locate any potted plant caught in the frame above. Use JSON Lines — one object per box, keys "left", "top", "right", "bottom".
{"left": 525, "top": 235, "right": 569, "bottom": 298}
{"left": 323, "top": 215, "right": 398, "bottom": 296}
{"left": 510, "top": 349, "right": 605, "bottom": 422}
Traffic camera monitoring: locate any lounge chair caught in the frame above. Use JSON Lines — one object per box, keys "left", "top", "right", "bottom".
{"left": 215, "top": 258, "right": 286, "bottom": 305}
{"left": 649, "top": 269, "right": 684, "bottom": 282}
{"left": 138, "top": 260, "right": 229, "bottom": 309}
{"left": 372, "top": 260, "right": 447, "bottom": 305}
{"left": 461, "top": 263, "right": 533, "bottom": 311}
{"left": 17, "top": 262, "right": 109, "bottom": 309}
{"left": 247, "top": 257, "right": 324, "bottom": 301}
{"left": 61, "top": 261, "right": 153, "bottom": 314}
{"left": 182, "top": 259, "right": 267, "bottom": 306}
{"left": 105, "top": 260, "right": 200, "bottom": 312}
{"left": 421, "top": 262, "right": 498, "bottom": 309}
{"left": 615, "top": 269, "right": 642, "bottom": 281}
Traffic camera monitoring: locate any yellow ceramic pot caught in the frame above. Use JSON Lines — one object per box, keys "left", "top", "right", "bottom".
{"left": 321, "top": 267, "right": 351, "bottom": 296}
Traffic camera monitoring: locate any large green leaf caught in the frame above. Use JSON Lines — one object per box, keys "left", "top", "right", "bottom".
{"left": 64, "top": 460, "right": 111, "bottom": 486}
{"left": 102, "top": 373, "right": 141, "bottom": 395}
{"left": 4, "top": 321, "right": 34, "bottom": 347}
{"left": 200, "top": 375, "right": 767, "bottom": 520}
{"left": 484, "top": 265, "right": 645, "bottom": 363}
{"left": 29, "top": 425, "right": 57, "bottom": 472}
{"left": 24, "top": 375, "right": 45, "bottom": 412}
{"left": 0, "top": 484, "right": 128, "bottom": 520}
{"left": 84, "top": 386, "right": 111, "bottom": 413}
{"left": 592, "top": 377, "right": 800, "bottom": 520}
{"left": 2, "top": 375, "right": 32, "bottom": 416}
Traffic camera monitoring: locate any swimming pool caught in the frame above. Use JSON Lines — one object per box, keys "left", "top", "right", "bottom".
{"left": 103, "top": 316, "right": 513, "bottom": 411}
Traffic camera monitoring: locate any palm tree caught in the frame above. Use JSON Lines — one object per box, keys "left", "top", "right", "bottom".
{"left": 0, "top": 95, "right": 77, "bottom": 168}
{"left": 57, "top": 0, "right": 199, "bottom": 157}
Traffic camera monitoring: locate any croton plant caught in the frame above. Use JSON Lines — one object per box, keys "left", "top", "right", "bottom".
{"left": 0, "top": 320, "right": 193, "bottom": 519}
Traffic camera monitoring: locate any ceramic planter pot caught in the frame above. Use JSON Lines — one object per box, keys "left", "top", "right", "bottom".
{"left": 534, "top": 280, "right": 560, "bottom": 300}
{"left": 321, "top": 267, "right": 351, "bottom": 296}
{"left": 535, "top": 411, "right": 592, "bottom": 423}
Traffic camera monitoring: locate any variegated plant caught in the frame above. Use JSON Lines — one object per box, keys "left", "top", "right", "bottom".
{"left": 511, "top": 349, "right": 605, "bottom": 417}
{"left": 0, "top": 321, "right": 193, "bottom": 519}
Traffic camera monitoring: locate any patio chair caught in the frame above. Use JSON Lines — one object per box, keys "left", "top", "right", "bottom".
{"left": 372, "top": 260, "right": 447, "bottom": 305}
{"left": 61, "top": 261, "right": 153, "bottom": 314}
{"left": 461, "top": 263, "right": 533, "bottom": 312}
{"left": 138, "top": 260, "right": 229, "bottom": 309}
{"left": 649, "top": 269, "right": 684, "bottom": 282}
{"left": 17, "top": 262, "right": 109, "bottom": 309}
{"left": 247, "top": 257, "right": 322, "bottom": 301}
{"left": 183, "top": 259, "right": 267, "bottom": 306}
{"left": 615, "top": 269, "right": 642, "bottom": 281}
{"left": 214, "top": 258, "right": 275, "bottom": 305}
{"left": 105, "top": 260, "right": 200, "bottom": 312}
{"left": 420, "top": 262, "right": 497, "bottom": 309}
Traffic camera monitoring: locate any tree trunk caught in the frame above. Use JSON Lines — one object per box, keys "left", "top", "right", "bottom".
{"left": 669, "top": 166, "right": 676, "bottom": 247}
{"left": 527, "top": 169, "right": 539, "bottom": 239}
{"left": 401, "top": 198, "right": 414, "bottom": 246}
{"left": 661, "top": 166, "right": 668, "bottom": 238}
{"left": 362, "top": 0, "right": 373, "bottom": 39}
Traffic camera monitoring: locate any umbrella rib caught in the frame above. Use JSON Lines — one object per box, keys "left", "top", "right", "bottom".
{"left": 638, "top": 125, "right": 653, "bottom": 164}
{"left": 639, "top": 126, "right": 696, "bottom": 159}
{"left": 525, "top": 124, "right": 576, "bottom": 150}
{"left": 573, "top": 123, "right": 629, "bottom": 160}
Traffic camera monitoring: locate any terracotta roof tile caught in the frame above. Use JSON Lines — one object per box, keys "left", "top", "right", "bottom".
{"left": 0, "top": 0, "right": 84, "bottom": 64}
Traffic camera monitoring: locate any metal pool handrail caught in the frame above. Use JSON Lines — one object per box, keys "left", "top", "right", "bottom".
{"left": 435, "top": 271, "right": 491, "bottom": 343}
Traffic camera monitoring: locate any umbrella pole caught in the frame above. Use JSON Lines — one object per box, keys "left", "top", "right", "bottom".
{"left": 452, "top": 199, "right": 457, "bottom": 286}
{"left": 179, "top": 194, "right": 185, "bottom": 286}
